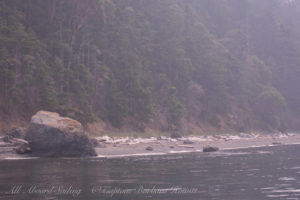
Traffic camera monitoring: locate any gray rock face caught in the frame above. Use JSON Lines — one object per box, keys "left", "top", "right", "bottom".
{"left": 25, "top": 111, "right": 97, "bottom": 157}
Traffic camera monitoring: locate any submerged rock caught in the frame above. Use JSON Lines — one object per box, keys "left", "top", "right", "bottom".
{"left": 203, "top": 146, "right": 219, "bottom": 152}
{"left": 25, "top": 111, "right": 97, "bottom": 157}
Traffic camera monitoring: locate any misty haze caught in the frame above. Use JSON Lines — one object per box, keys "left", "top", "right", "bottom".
{"left": 0, "top": 0, "right": 300, "bottom": 200}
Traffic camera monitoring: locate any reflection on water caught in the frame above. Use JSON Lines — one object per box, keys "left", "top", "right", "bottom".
{"left": 0, "top": 145, "right": 299, "bottom": 200}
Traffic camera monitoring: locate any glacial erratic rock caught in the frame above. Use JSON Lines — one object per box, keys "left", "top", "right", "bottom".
{"left": 25, "top": 111, "right": 97, "bottom": 157}
{"left": 203, "top": 146, "right": 219, "bottom": 152}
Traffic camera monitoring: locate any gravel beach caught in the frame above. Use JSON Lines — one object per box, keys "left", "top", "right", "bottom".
{"left": 1, "top": 133, "right": 300, "bottom": 159}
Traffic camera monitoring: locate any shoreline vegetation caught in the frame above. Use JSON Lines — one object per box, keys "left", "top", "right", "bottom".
{"left": 1, "top": 1, "right": 300, "bottom": 135}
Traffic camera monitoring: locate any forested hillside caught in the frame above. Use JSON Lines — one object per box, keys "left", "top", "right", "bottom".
{"left": 1, "top": 0, "right": 300, "bottom": 134}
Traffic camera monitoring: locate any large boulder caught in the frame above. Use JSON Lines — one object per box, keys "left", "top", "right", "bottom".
{"left": 25, "top": 111, "right": 97, "bottom": 157}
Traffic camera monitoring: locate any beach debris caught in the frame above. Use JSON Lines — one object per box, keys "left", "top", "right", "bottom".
{"left": 177, "top": 145, "right": 195, "bottom": 149}
{"left": 203, "top": 146, "right": 219, "bottom": 152}
{"left": 2, "top": 137, "right": 31, "bottom": 155}
{"left": 3, "top": 136, "right": 28, "bottom": 146}
{"left": 0, "top": 135, "right": 31, "bottom": 155}
{"left": 15, "top": 143, "right": 31, "bottom": 154}
{"left": 239, "top": 132, "right": 252, "bottom": 138}
{"left": 96, "top": 136, "right": 158, "bottom": 145}
{"left": 177, "top": 145, "right": 195, "bottom": 148}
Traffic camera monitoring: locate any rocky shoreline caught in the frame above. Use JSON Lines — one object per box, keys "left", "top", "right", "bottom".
{"left": 1, "top": 132, "right": 300, "bottom": 159}
{"left": 93, "top": 133, "right": 300, "bottom": 157}
{"left": 1, "top": 110, "right": 300, "bottom": 159}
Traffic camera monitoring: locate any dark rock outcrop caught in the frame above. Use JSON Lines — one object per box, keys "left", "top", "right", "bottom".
{"left": 203, "top": 146, "right": 219, "bottom": 152}
{"left": 25, "top": 111, "right": 97, "bottom": 157}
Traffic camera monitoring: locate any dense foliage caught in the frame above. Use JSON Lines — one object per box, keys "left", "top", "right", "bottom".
{"left": 1, "top": 0, "right": 300, "bottom": 132}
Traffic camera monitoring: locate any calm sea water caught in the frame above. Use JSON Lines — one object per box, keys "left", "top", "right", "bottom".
{"left": 0, "top": 144, "right": 299, "bottom": 200}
